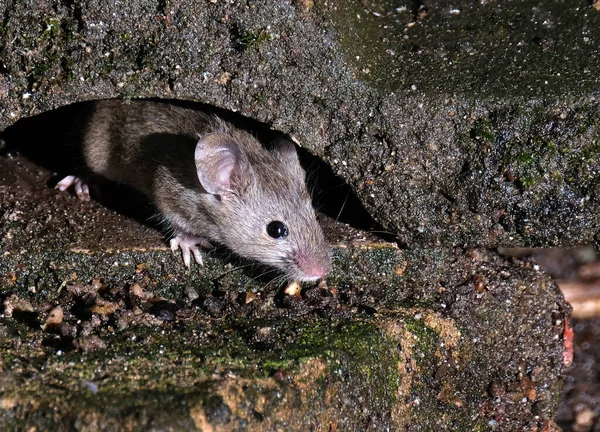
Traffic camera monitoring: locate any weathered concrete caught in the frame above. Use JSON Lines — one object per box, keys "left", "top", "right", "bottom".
{"left": 0, "top": 154, "right": 571, "bottom": 430}
{"left": 0, "top": 0, "right": 598, "bottom": 246}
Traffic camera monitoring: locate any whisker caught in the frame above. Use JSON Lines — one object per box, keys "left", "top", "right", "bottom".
{"left": 244, "top": 268, "right": 283, "bottom": 288}
{"left": 362, "top": 229, "right": 399, "bottom": 237}
{"left": 335, "top": 187, "right": 351, "bottom": 223}
{"left": 249, "top": 267, "right": 281, "bottom": 282}
{"left": 215, "top": 262, "right": 260, "bottom": 278}
{"left": 261, "top": 274, "right": 288, "bottom": 291}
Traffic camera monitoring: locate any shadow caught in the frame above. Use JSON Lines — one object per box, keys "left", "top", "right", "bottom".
{"left": 0, "top": 101, "right": 92, "bottom": 173}
{"left": 296, "top": 147, "right": 394, "bottom": 240}
{"left": 0, "top": 100, "right": 162, "bottom": 230}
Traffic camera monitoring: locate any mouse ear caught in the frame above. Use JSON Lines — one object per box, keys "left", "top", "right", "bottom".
{"left": 194, "top": 133, "right": 251, "bottom": 196}
{"left": 272, "top": 138, "right": 303, "bottom": 175}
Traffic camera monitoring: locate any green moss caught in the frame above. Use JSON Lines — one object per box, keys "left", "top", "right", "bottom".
{"left": 32, "top": 52, "right": 58, "bottom": 77}
{"left": 470, "top": 119, "right": 495, "bottom": 144}
{"left": 0, "top": 243, "right": 566, "bottom": 427}
{"left": 518, "top": 175, "right": 536, "bottom": 189}
{"left": 241, "top": 29, "right": 272, "bottom": 50}
{"left": 40, "top": 17, "right": 61, "bottom": 41}
{"left": 516, "top": 153, "right": 534, "bottom": 165}
{"left": 566, "top": 140, "right": 600, "bottom": 186}
{"left": 402, "top": 317, "right": 438, "bottom": 359}
{"left": 253, "top": 92, "right": 266, "bottom": 104}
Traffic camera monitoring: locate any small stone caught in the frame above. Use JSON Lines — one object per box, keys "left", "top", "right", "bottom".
{"left": 284, "top": 281, "right": 301, "bottom": 297}
{"left": 473, "top": 275, "right": 487, "bottom": 293}
{"left": 0, "top": 398, "right": 18, "bottom": 409}
{"left": 488, "top": 381, "right": 505, "bottom": 398}
{"left": 58, "top": 323, "right": 77, "bottom": 338}
{"left": 294, "top": 0, "right": 314, "bottom": 12}
{"left": 575, "top": 407, "right": 595, "bottom": 427}
{"left": 526, "top": 386, "right": 537, "bottom": 401}
{"left": 73, "top": 335, "right": 107, "bottom": 352}
{"left": 45, "top": 306, "right": 63, "bottom": 326}
{"left": 214, "top": 72, "right": 231, "bottom": 86}
{"left": 91, "top": 279, "right": 105, "bottom": 290}
{"left": 245, "top": 291, "right": 257, "bottom": 304}
{"left": 130, "top": 283, "right": 147, "bottom": 298}
{"left": 3, "top": 295, "right": 34, "bottom": 318}
{"left": 151, "top": 302, "right": 177, "bottom": 321}
{"left": 185, "top": 286, "right": 200, "bottom": 301}
{"left": 82, "top": 380, "right": 99, "bottom": 394}
{"left": 90, "top": 299, "right": 119, "bottom": 316}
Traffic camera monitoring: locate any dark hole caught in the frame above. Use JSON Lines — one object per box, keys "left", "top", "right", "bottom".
{"left": 297, "top": 146, "right": 394, "bottom": 241}
{"left": 42, "top": 334, "right": 75, "bottom": 352}
{"left": 11, "top": 310, "right": 40, "bottom": 328}
{"left": 149, "top": 301, "right": 178, "bottom": 321}
{"left": 70, "top": 299, "right": 94, "bottom": 322}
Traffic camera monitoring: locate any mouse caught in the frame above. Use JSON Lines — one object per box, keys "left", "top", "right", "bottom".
{"left": 56, "top": 99, "right": 332, "bottom": 282}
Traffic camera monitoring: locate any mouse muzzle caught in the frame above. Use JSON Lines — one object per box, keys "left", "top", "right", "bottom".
{"left": 292, "top": 247, "right": 332, "bottom": 281}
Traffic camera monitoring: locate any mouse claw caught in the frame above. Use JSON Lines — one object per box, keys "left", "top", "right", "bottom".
{"left": 170, "top": 234, "right": 207, "bottom": 267}
{"left": 191, "top": 246, "right": 204, "bottom": 267}
{"left": 56, "top": 175, "right": 91, "bottom": 201}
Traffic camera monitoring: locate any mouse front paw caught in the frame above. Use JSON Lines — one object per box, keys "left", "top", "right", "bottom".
{"left": 56, "top": 175, "right": 91, "bottom": 201}
{"left": 170, "top": 234, "right": 212, "bottom": 267}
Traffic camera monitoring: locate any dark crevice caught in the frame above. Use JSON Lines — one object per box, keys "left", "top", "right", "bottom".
{"left": 11, "top": 311, "right": 40, "bottom": 329}
{"left": 0, "top": 1, "right": 15, "bottom": 73}
{"left": 1, "top": 2, "right": 13, "bottom": 29}
{"left": 59, "top": 56, "right": 72, "bottom": 81}
{"left": 72, "top": 2, "right": 84, "bottom": 32}
{"left": 297, "top": 147, "right": 391, "bottom": 239}
{"left": 156, "top": 0, "right": 167, "bottom": 15}
{"left": 410, "top": 0, "right": 427, "bottom": 20}
{"left": 167, "top": 74, "right": 175, "bottom": 92}
{"left": 228, "top": 23, "right": 245, "bottom": 52}
{"left": 0, "top": 98, "right": 390, "bottom": 248}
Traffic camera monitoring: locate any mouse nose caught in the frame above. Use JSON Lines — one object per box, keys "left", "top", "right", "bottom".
{"left": 305, "top": 263, "right": 329, "bottom": 279}
{"left": 294, "top": 249, "right": 332, "bottom": 281}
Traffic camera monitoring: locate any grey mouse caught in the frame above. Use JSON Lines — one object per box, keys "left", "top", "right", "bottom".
{"left": 57, "top": 99, "right": 331, "bottom": 282}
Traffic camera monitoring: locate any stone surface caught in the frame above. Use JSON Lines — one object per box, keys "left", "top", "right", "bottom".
{"left": 0, "top": 152, "right": 571, "bottom": 430}
{"left": 0, "top": 0, "right": 599, "bottom": 247}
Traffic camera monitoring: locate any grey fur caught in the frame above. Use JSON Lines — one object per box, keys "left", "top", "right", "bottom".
{"left": 83, "top": 99, "right": 331, "bottom": 281}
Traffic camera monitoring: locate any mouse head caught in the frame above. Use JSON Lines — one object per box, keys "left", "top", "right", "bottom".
{"left": 195, "top": 133, "right": 331, "bottom": 282}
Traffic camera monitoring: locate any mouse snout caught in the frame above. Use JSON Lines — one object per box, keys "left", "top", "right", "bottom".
{"left": 293, "top": 248, "right": 332, "bottom": 281}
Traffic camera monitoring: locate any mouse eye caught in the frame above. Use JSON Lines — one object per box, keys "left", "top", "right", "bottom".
{"left": 267, "top": 221, "right": 289, "bottom": 239}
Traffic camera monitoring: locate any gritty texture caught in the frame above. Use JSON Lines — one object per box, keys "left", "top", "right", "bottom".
{"left": 0, "top": 149, "right": 571, "bottom": 430}
{"left": 0, "top": 247, "right": 570, "bottom": 430}
{"left": 0, "top": 0, "right": 599, "bottom": 247}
